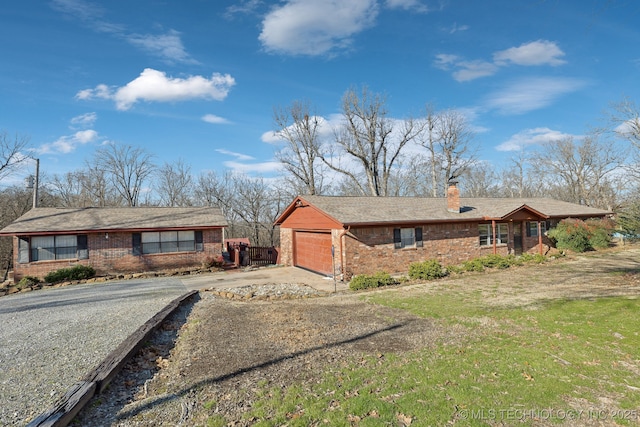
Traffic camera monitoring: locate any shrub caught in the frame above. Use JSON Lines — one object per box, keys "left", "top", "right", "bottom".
{"left": 617, "top": 201, "right": 640, "bottom": 240}
{"left": 44, "top": 265, "right": 96, "bottom": 283}
{"left": 548, "top": 218, "right": 613, "bottom": 253}
{"left": 446, "top": 264, "right": 464, "bottom": 275}
{"left": 349, "top": 272, "right": 398, "bottom": 291}
{"left": 17, "top": 276, "right": 40, "bottom": 289}
{"left": 463, "top": 259, "right": 484, "bottom": 272}
{"left": 548, "top": 219, "right": 592, "bottom": 252}
{"left": 408, "top": 259, "right": 447, "bottom": 280}
{"left": 586, "top": 218, "right": 614, "bottom": 249}
{"left": 520, "top": 253, "right": 546, "bottom": 264}
{"left": 478, "top": 254, "right": 512, "bottom": 269}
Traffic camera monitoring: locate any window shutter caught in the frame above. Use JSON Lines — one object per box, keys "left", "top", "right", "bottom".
{"left": 415, "top": 227, "right": 423, "bottom": 247}
{"left": 525, "top": 222, "right": 531, "bottom": 237}
{"left": 132, "top": 233, "right": 142, "bottom": 256}
{"left": 18, "top": 237, "right": 30, "bottom": 263}
{"left": 393, "top": 228, "right": 402, "bottom": 249}
{"left": 195, "top": 230, "right": 203, "bottom": 252}
{"left": 77, "top": 235, "right": 89, "bottom": 259}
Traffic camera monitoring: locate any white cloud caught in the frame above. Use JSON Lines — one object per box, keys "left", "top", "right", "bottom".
{"left": 385, "top": 0, "right": 430, "bottom": 12}
{"left": 447, "top": 22, "right": 469, "bottom": 34}
{"left": 38, "top": 130, "right": 99, "bottom": 154}
{"left": 76, "top": 68, "right": 236, "bottom": 110}
{"left": 262, "top": 115, "right": 335, "bottom": 144}
{"left": 215, "top": 149, "right": 254, "bottom": 161}
{"left": 433, "top": 55, "right": 499, "bottom": 82}
{"left": 202, "top": 114, "right": 231, "bottom": 124}
{"left": 224, "top": 0, "right": 263, "bottom": 18}
{"left": 496, "top": 127, "right": 575, "bottom": 151}
{"left": 452, "top": 60, "right": 499, "bottom": 82}
{"left": 493, "top": 40, "right": 566, "bottom": 66}
{"left": 127, "top": 30, "right": 196, "bottom": 64}
{"left": 223, "top": 160, "right": 283, "bottom": 174}
{"left": 433, "top": 53, "right": 459, "bottom": 70}
{"left": 70, "top": 112, "right": 97, "bottom": 128}
{"left": 484, "top": 77, "right": 588, "bottom": 115}
{"left": 51, "top": 0, "right": 194, "bottom": 63}
{"left": 259, "top": 0, "right": 379, "bottom": 56}
{"left": 436, "top": 40, "right": 567, "bottom": 82}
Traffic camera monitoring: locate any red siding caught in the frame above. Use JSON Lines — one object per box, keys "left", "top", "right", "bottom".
{"left": 280, "top": 205, "right": 342, "bottom": 230}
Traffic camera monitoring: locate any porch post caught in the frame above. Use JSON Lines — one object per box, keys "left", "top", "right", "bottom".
{"left": 538, "top": 220, "right": 543, "bottom": 255}
{"left": 492, "top": 220, "right": 497, "bottom": 255}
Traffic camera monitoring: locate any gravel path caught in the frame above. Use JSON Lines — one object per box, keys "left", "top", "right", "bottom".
{"left": 0, "top": 278, "right": 187, "bottom": 426}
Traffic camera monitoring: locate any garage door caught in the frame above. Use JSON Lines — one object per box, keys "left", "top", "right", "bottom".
{"left": 294, "top": 231, "right": 333, "bottom": 275}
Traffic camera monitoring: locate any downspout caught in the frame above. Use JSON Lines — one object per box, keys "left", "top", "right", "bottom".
{"left": 339, "top": 226, "right": 351, "bottom": 281}
{"left": 492, "top": 220, "right": 497, "bottom": 255}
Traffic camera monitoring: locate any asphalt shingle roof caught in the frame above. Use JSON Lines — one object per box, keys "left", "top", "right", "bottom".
{"left": 296, "top": 196, "right": 611, "bottom": 226}
{"left": 0, "top": 207, "right": 227, "bottom": 235}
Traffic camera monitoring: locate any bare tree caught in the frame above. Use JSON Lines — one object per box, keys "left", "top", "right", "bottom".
{"left": 416, "top": 108, "right": 478, "bottom": 196}
{"left": 611, "top": 97, "right": 640, "bottom": 149}
{"left": 80, "top": 164, "right": 117, "bottom": 207}
{"left": 531, "top": 134, "right": 624, "bottom": 209}
{"left": 155, "top": 159, "right": 194, "bottom": 206}
{"left": 229, "top": 174, "right": 282, "bottom": 246}
{"left": 49, "top": 171, "right": 86, "bottom": 207}
{"left": 0, "top": 131, "right": 30, "bottom": 183}
{"left": 416, "top": 105, "right": 440, "bottom": 197}
{"left": 0, "top": 186, "right": 33, "bottom": 280}
{"left": 610, "top": 97, "right": 640, "bottom": 180}
{"left": 273, "top": 100, "right": 326, "bottom": 195}
{"left": 319, "top": 86, "right": 422, "bottom": 196}
{"left": 92, "top": 143, "right": 155, "bottom": 207}
{"left": 460, "top": 163, "right": 500, "bottom": 197}
{"left": 432, "top": 109, "right": 478, "bottom": 195}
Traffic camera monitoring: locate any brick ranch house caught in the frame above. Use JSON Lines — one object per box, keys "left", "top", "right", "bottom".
{"left": 275, "top": 183, "right": 611, "bottom": 279}
{"left": 0, "top": 207, "right": 227, "bottom": 283}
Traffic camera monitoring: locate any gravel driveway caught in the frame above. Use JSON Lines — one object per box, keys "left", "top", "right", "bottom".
{"left": 0, "top": 278, "right": 188, "bottom": 426}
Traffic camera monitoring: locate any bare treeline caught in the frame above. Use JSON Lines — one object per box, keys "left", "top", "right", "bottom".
{"left": 2, "top": 90, "right": 640, "bottom": 253}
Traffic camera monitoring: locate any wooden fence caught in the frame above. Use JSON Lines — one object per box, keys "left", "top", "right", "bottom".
{"left": 247, "top": 246, "right": 278, "bottom": 266}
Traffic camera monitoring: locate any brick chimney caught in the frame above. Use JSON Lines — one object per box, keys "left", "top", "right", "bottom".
{"left": 447, "top": 180, "right": 460, "bottom": 213}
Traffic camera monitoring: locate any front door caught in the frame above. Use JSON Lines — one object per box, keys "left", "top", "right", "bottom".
{"left": 513, "top": 222, "right": 523, "bottom": 255}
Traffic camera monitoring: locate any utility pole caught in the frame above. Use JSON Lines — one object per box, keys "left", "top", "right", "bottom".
{"left": 33, "top": 158, "right": 39, "bottom": 208}
{"left": 26, "top": 158, "right": 39, "bottom": 208}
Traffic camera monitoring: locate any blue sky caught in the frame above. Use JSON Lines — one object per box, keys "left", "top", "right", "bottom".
{"left": 1, "top": 0, "right": 639, "bottom": 187}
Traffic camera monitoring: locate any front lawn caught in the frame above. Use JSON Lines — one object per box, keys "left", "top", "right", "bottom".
{"left": 245, "top": 284, "right": 640, "bottom": 426}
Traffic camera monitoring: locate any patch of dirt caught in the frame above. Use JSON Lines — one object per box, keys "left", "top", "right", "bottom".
{"left": 74, "top": 247, "right": 640, "bottom": 426}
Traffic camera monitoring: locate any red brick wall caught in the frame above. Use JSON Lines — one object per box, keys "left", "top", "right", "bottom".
{"left": 343, "top": 223, "right": 477, "bottom": 278}
{"left": 12, "top": 229, "right": 223, "bottom": 282}
{"left": 279, "top": 228, "right": 294, "bottom": 267}
{"left": 279, "top": 221, "right": 552, "bottom": 280}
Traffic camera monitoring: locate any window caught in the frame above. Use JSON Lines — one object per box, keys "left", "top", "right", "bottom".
{"left": 136, "top": 230, "right": 200, "bottom": 255}
{"left": 394, "top": 227, "right": 423, "bottom": 249}
{"left": 526, "top": 221, "right": 547, "bottom": 237}
{"left": 28, "top": 235, "right": 87, "bottom": 261}
{"left": 479, "top": 223, "right": 508, "bottom": 246}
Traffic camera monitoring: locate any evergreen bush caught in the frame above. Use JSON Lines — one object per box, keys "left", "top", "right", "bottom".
{"left": 547, "top": 218, "right": 612, "bottom": 252}
{"left": 17, "top": 276, "right": 40, "bottom": 289}
{"left": 349, "top": 272, "right": 397, "bottom": 291}
{"left": 408, "top": 259, "right": 447, "bottom": 280}
{"left": 44, "top": 265, "right": 96, "bottom": 283}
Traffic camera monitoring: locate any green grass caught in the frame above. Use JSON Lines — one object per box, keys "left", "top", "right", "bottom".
{"left": 224, "top": 292, "right": 640, "bottom": 426}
